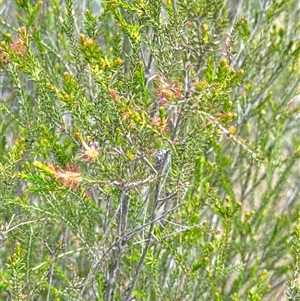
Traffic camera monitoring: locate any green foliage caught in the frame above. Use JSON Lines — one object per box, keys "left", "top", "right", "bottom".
{"left": 287, "top": 218, "right": 300, "bottom": 301}
{"left": 0, "top": 0, "right": 299, "bottom": 300}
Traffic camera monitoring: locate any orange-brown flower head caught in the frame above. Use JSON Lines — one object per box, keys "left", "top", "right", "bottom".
{"left": 53, "top": 164, "right": 82, "bottom": 190}
{"left": 78, "top": 139, "right": 101, "bottom": 163}
{"left": 11, "top": 38, "right": 27, "bottom": 58}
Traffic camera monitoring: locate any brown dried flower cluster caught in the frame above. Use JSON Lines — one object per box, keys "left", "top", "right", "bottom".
{"left": 0, "top": 48, "right": 9, "bottom": 65}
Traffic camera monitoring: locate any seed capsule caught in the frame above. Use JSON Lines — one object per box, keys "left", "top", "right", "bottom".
{"left": 154, "top": 149, "right": 169, "bottom": 171}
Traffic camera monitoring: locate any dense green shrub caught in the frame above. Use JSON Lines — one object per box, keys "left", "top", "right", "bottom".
{"left": 0, "top": 0, "right": 299, "bottom": 300}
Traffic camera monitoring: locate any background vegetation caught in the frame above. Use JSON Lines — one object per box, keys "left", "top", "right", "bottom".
{"left": 0, "top": 0, "right": 299, "bottom": 300}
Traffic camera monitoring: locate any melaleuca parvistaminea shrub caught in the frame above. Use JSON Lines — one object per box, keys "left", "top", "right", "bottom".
{"left": 0, "top": 0, "right": 299, "bottom": 300}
